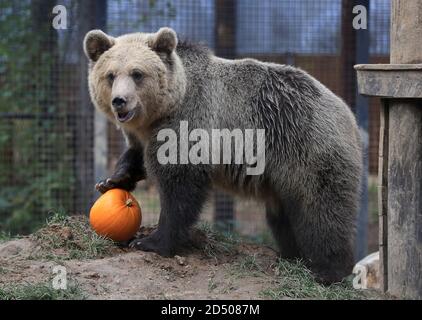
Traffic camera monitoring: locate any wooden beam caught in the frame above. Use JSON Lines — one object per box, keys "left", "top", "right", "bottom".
{"left": 355, "top": 64, "right": 422, "bottom": 98}
{"left": 356, "top": 0, "right": 422, "bottom": 298}
{"left": 387, "top": 0, "right": 422, "bottom": 299}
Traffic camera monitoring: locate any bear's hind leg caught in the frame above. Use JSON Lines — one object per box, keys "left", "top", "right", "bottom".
{"left": 266, "top": 203, "right": 300, "bottom": 259}
{"left": 289, "top": 191, "right": 357, "bottom": 284}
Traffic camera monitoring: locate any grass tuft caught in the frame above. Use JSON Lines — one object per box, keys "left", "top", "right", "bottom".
{"left": 197, "top": 222, "right": 239, "bottom": 260}
{"left": 0, "top": 281, "right": 86, "bottom": 300}
{"left": 232, "top": 254, "right": 266, "bottom": 278}
{"left": 30, "top": 212, "right": 115, "bottom": 261}
{"left": 0, "top": 231, "right": 15, "bottom": 243}
{"left": 260, "top": 259, "right": 370, "bottom": 300}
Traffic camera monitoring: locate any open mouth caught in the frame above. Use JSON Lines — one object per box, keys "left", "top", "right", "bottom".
{"left": 116, "top": 109, "right": 136, "bottom": 123}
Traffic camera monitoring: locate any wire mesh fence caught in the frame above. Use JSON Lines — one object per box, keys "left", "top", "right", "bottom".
{"left": 0, "top": 0, "right": 390, "bottom": 251}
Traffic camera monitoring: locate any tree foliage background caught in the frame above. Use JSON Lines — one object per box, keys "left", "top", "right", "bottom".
{"left": 0, "top": 0, "right": 74, "bottom": 234}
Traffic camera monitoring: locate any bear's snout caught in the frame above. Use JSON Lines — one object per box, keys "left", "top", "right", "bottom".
{"left": 112, "top": 96, "right": 127, "bottom": 111}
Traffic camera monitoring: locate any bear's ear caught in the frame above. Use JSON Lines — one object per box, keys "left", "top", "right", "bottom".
{"left": 83, "top": 30, "right": 115, "bottom": 62}
{"left": 149, "top": 27, "right": 178, "bottom": 54}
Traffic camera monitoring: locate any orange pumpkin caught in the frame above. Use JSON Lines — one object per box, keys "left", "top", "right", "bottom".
{"left": 89, "top": 189, "right": 142, "bottom": 242}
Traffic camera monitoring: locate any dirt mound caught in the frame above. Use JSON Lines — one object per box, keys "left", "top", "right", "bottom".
{"left": 0, "top": 215, "right": 383, "bottom": 300}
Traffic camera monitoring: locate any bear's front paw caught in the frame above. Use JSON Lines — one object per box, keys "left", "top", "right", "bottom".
{"left": 95, "top": 178, "right": 117, "bottom": 194}
{"left": 129, "top": 233, "right": 174, "bottom": 257}
{"left": 95, "top": 175, "right": 136, "bottom": 194}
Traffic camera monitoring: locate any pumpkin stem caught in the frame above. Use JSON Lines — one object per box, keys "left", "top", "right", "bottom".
{"left": 125, "top": 198, "right": 133, "bottom": 207}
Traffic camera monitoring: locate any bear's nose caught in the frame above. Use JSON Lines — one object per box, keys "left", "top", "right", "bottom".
{"left": 112, "top": 97, "right": 127, "bottom": 110}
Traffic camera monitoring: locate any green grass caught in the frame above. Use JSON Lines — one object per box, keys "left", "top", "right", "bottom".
{"left": 30, "top": 212, "right": 115, "bottom": 261}
{"left": 230, "top": 255, "right": 379, "bottom": 300}
{"left": 227, "top": 248, "right": 376, "bottom": 300}
{"left": 198, "top": 222, "right": 239, "bottom": 260}
{"left": 0, "top": 281, "right": 86, "bottom": 300}
{"left": 0, "top": 230, "right": 15, "bottom": 243}
{"left": 260, "top": 259, "right": 371, "bottom": 300}
{"left": 208, "top": 277, "right": 218, "bottom": 293}
{"left": 232, "top": 254, "right": 266, "bottom": 277}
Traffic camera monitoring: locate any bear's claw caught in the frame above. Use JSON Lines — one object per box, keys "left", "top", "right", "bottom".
{"left": 95, "top": 174, "right": 137, "bottom": 194}
{"left": 129, "top": 234, "right": 174, "bottom": 257}
{"left": 95, "top": 178, "right": 117, "bottom": 194}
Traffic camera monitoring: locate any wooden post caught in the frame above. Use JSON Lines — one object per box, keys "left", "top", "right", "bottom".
{"left": 387, "top": 0, "right": 422, "bottom": 299}
{"left": 215, "top": 0, "right": 237, "bottom": 59}
{"left": 378, "top": 99, "right": 389, "bottom": 293}
{"left": 341, "top": 0, "right": 357, "bottom": 112}
{"left": 73, "top": 0, "right": 107, "bottom": 214}
{"left": 93, "top": 1, "right": 109, "bottom": 190}
{"left": 355, "top": 0, "right": 422, "bottom": 298}
{"left": 354, "top": 0, "right": 370, "bottom": 261}
{"left": 341, "top": 0, "right": 370, "bottom": 260}
{"left": 213, "top": 0, "right": 236, "bottom": 231}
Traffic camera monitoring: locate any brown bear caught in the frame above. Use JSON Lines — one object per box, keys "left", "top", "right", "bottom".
{"left": 84, "top": 27, "right": 362, "bottom": 284}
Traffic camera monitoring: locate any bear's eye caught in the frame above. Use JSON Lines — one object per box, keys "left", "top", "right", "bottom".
{"left": 106, "top": 73, "right": 115, "bottom": 85}
{"left": 131, "top": 70, "right": 143, "bottom": 83}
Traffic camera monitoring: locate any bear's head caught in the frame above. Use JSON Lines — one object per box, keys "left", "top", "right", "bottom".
{"left": 83, "top": 27, "right": 186, "bottom": 134}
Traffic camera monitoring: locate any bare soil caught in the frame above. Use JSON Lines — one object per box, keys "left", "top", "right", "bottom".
{"left": 0, "top": 215, "right": 387, "bottom": 300}
{"left": 0, "top": 219, "right": 279, "bottom": 299}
